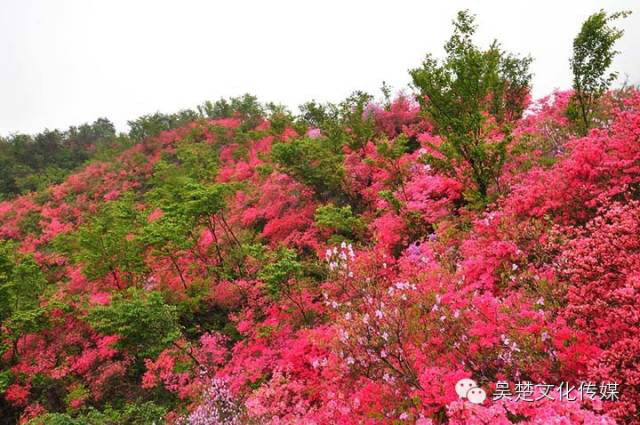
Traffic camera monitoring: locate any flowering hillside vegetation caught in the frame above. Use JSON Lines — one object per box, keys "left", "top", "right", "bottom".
{"left": 1, "top": 9, "right": 639, "bottom": 425}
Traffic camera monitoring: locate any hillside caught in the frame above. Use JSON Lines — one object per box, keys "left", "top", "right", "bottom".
{"left": 1, "top": 10, "right": 640, "bottom": 425}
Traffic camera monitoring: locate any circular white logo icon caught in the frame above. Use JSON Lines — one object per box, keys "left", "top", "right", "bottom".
{"left": 455, "top": 378, "right": 478, "bottom": 398}
{"left": 466, "top": 387, "right": 487, "bottom": 404}
{"left": 455, "top": 378, "right": 486, "bottom": 404}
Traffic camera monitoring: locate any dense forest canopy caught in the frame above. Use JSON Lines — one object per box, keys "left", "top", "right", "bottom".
{"left": 1, "top": 9, "right": 639, "bottom": 425}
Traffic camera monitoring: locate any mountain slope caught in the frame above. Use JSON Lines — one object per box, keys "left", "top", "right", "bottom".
{"left": 0, "top": 87, "right": 639, "bottom": 424}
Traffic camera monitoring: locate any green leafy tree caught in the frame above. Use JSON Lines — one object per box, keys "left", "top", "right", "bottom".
{"left": 174, "top": 138, "right": 220, "bottom": 182}
{"left": 256, "top": 247, "right": 318, "bottom": 325}
{"left": 298, "top": 91, "right": 375, "bottom": 151}
{"left": 569, "top": 9, "right": 631, "bottom": 135}
{"left": 0, "top": 242, "right": 48, "bottom": 344}
{"left": 0, "top": 241, "right": 48, "bottom": 416}
{"left": 145, "top": 175, "right": 240, "bottom": 278}
{"left": 314, "top": 204, "right": 364, "bottom": 242}
{"left": 0, "top": 118, "right": 120, "bottom": 199}
{"left": 26, "top": 401, "right": 167, "bottom": 425}
{"left": 198, "top": 94, "right": 264, "bottom": 132}
{"left": 275, "top": 92, "right": 377, "bottom": 205}
{"left": 176, "top": 182, "right": 229, "bottom": 226}
{"left": 58, "top": 194, "right": 147, "bottom": 289}
{"left": 266, "top": 102, "right": 294, "bottom": 135}
{"left": 140, "top": 211, "right": 194, "bottom": 290}
{"left": 257, "top": 247, "right": 303, "bottom": 298}
{"left": 0, "top": 242, "right": 46, "bottom": 322}
{"left": 127, "top": 110, "right": 200, "bottom": 141}
{"left": 177, "top": 181, "right": 241, "bottom": 268}
{"left": 85, "top": 289, "right": 181, "bottom": 359}
{"left": 271, "top": 136, "right": 344, "bottom": 200}
{"left": 409, "top": 10, "right": 532, "bottom": 205}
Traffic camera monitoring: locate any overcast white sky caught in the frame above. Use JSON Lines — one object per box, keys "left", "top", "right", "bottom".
{"left": 1, "top": 1, "right": 638, "bottom": 135}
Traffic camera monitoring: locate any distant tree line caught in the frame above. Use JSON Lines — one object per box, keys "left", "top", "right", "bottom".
{"left": 0, "top": 118, "right": 122, "bottom": 200}
{"left": 0, "top": 94, "right": 266, "bottom": 201}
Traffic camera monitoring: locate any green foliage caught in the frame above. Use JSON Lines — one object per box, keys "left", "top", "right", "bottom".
{"left": 198, "top": 99, "right": 233, "bottom": 119}
{"left": 271, "top": 136, "right": 344, "bottom": 199}
{"left": 146, "top": 133, "right": 222, "bottom": 203}
{"left": 569, "top": 9, "right": 631, "bottom": 134}
{"left": 57, "top": 194, "right": 146, "bottom": 288}
{"left": 199, "top": 94, "right": 264, "bottom": 120}
{"left": 64, "top": 384, "right": 89, "bottom": 409}
{"left": 379, "top": 190, "right": 403, "bottom": 214}
{"left": 128, "top": 94, "right": 265, "bottom": 143}
{"left": 338, "top": 92, "right": 376, "bottom": 151}
{"left": 0, "top": 242, "right": 48, "bottom": 397}
{"left": 257, "top": 248, "right": 303, "bottom": 297}
{"left": 27, "top": 413, "right": 81, "bottom": 425}
{"left": 176, "top": 182, "right": 230, "bottom": 226}
{"left": 198, "top": 94, "right": 265, "bottom": 132}
{"left": 26, "top": 401, "right": 167, "bottom": 425}
{"left": 314, "top": 204, "right": 364, "bottom": 241}
{"left": 0, "top": 369, "right": 11, "bottom": 392}
{"left": 146, "top": 159, "right": 188, "bottom": 206}
{"left": 0, "top": 118, "right": 118, "bottom": 199}
{"left": 410, "top": 10, "right": 532, "bottom": 204}
{"left": 298, "top": 91, "right": 375, "bottom": 151}
{"left": 380, "top": 81, "right": 393, "bottom": 107}
{"left": 0, "top": 241, "right": 47, "bottom": 326}
{"left": 90, "top": 134, "right": 137, "bottom": 163}
{"left": 375, "top": 134, "right": 410, "bottom": 161}
{"left": 3, "top": 308, "right": 49, "bottom": 347}
{"left": 149, "top": 161, "right": 233, "bottom": 223}
{"left": 18, "top": 210, "right": 43, "bottom": 236}
{"left": 128, "top": 109, "right": 200, "bottom": 141}
{"left": 175, "top": 288, "right": 241, "bottom": 342}
{"left": 266, "top": 102, "right": 294, "bottom": 135}
{"left": 85, "top": 289, "right": 181, "bottom": 359}
{"left": 141, "top": 211, "right": 192, "bottom": 255}
{"left": 144, "top": 168, "right": 242, "bottom": 281}
{"left": 175, "top": 138, "right": 220, "bottom": 181}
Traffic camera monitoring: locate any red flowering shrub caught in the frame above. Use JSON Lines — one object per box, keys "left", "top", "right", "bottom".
{"left": 558, "top": 200, "right": 640, "bottom": 423}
